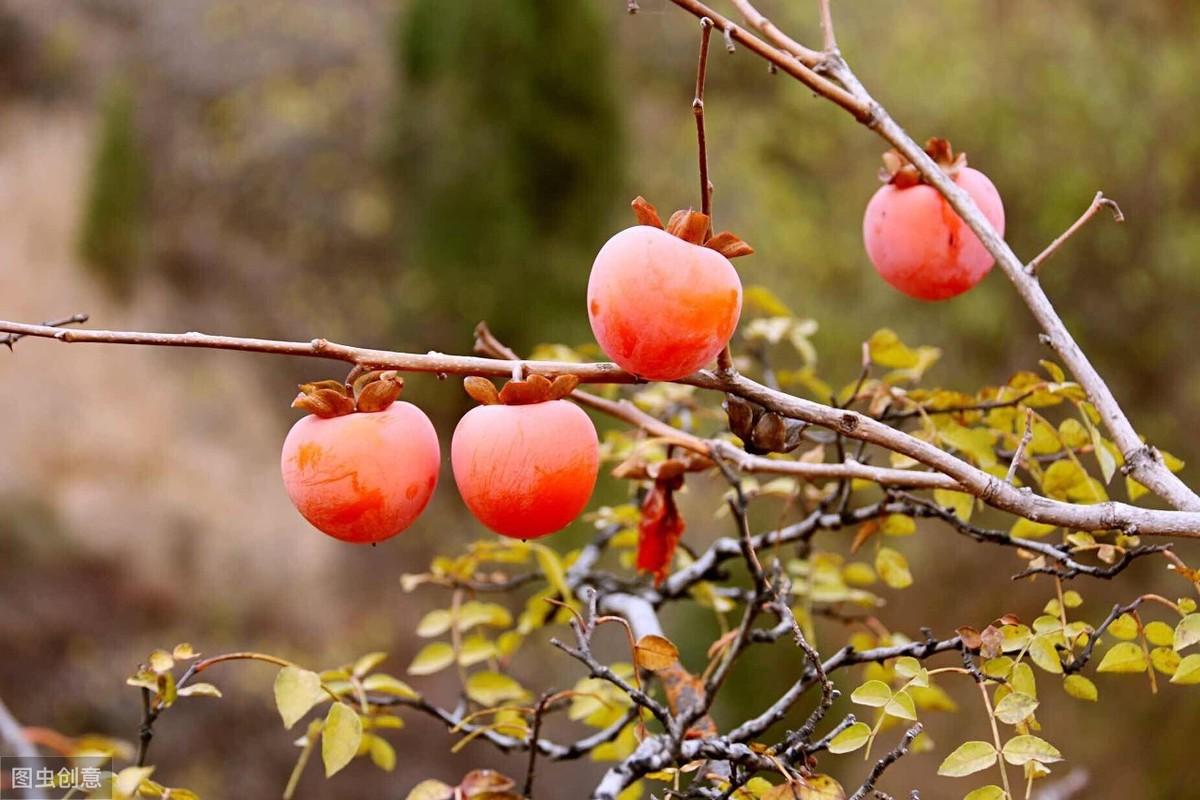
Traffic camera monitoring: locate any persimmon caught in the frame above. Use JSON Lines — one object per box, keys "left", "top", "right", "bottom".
{"left": 863, "top": 138, "right": 1005, "bottom": 301}
{"left": 451, "top": 375, "right": 598, "bottom": 539}
{"left": 587, "top": 197, "right": 751, "bottom": 381}
{"left": 280, "top": 372, "right": 440, "bottom": 544}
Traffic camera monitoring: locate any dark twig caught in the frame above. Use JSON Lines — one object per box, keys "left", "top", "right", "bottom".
{"left": 523, "top": 692, "right": 554, "bottom": 798}
{"left": 848, "top": 724, "right": 923, "bottom": 800}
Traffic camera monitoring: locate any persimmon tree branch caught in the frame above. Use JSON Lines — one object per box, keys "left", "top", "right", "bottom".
{"left": 4, "top": 317, "right": 1198, "bottom": 538}
{"left": 664, "top": 0, "right": 1200, "bottom": 514}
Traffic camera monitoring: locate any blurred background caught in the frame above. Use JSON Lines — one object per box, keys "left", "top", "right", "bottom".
{"left": 1, "top": 0, "right": 1198, "bottom": 796}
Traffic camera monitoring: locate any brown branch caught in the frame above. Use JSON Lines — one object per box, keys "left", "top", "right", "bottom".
{"left": 1028, "top": 191, "right": 1124, "bottom": 275}
{"left": 667, "top": 0, "right": 1200, "bottom": 514}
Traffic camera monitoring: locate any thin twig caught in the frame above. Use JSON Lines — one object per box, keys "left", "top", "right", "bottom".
{"left": 817, "top": 0, "right": 837, "bottom": 54}
{"left": 1028, "top": 192, "right": 1124, "bottom": 275}
{"left": 1006, "top": 408, "right": 1035, "bottom": 484}
{"left": 847, "top": 724, "right": 923, "bottom": 800}
{"left": 0, "top": 312, "right": 88, "bottom": 349}
{"left": 523, "top": 692, "right": 554, "bottom": 798}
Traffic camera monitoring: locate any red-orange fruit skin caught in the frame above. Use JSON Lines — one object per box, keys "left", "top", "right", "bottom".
{"left": 863, "top": 167, "right": 1005, "bottom": 301}
{"left": 451, "top": 400, "right": 599, "bottom": 539}
{"left": 280, "top": 402, "right": 440, "bottom": 543}
{"left": 587, "top": 225, "right": 742, "bottom": 381}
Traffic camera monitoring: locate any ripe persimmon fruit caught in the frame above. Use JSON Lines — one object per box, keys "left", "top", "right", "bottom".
{"left": 587, "top": 197, "right": 751, "bottom": 381}
{"left": 281, "top": 372, "right": 440, "bottom": 543}
{"left": 863, "top": 138, "right": 1005, "bottom": 301}
{"left": 451, "top": 375, "right": 599, "bottom": 539}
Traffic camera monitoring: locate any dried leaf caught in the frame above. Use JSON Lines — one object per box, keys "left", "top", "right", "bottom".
{"left": 634, "top": 635, "right": 680, "bottom": 672}
{"left": 630, "top": 195, "right": 664, "bottom": 229}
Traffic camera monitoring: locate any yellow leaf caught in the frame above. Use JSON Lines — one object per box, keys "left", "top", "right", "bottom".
{"left": 875, "top": 547, "right": 913, "bottom": 589}
{"left": 1062, "top": 674, "right": 1097, "bottom": 702}
{"left": 1096, "top": 642, "right": 1147, "bottom": 673}
{"left": 1170, "top": 653, "right": 1200, "bottom": 685}
{"left": 407, "top": 643, "right": 456, "bottom": 676}
{"left": 465, "top": 671, "right": 529, "bottom": 707}
{"left": 274, "top": 666, "right": 325, "bottom": 730}
{"left": 937, "top": 741, "right": 998, "bottom": 777}
{"left": 321, "top": 703, "right": 363, "bottom": 777}
{"left": 634, "top": 635, "right": 679, "bottom": 672}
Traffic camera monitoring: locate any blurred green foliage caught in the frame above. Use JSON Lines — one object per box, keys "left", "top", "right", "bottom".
{"left": 390, "top": 0, "right": 623, "bottom": 348}
{"left": 78, "top": 79, "right": 146, "bottom": 299}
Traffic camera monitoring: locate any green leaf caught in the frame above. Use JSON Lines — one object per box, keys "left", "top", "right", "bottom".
{"left": 1001, "top": 735, "right": 1062, "bottom": 766}
{"left": 1096, "top": 642, "right": 1147, "bottom": 673}
{"left": 963, "top": 786, "right": 1006, "bottom": 800}
{"left": 937, "top": 741, "right": 998, "bottom": 777}
{"left": 992, "top": 691, "right": 1038, "bottom": 724}
{"left": 875, "top": 547, "right": 913, "bottom": 589}
{"left": 148, "top": 650, "right": 175, "bottom": 674}
{"left": 321, "top": 703, "right": 363, "bottom": 777}
{"left": 1170, "top": 653, "right": 1200, "bottom": 685}
{"left": 1174, "top": 614, "right": 1200, "bottom": 652}
{"left": 934, "top": 489, "right": 975, "bottom": 522}
{"left": 826, "top": 721, "right": 872, "bottom": 754}
{"left": 894, "top": 656, "right": 922, "bottom": 680}
{"left": 1028, "top": 635, "right": 1063, "bottom": 674}
{"left": 1062, "top": 674, "right": 1097, "bottom": 702}
{"left": 465, "top": 671, "right": 529, "bottom": 707}
{"left": 274, "top": 666, "right": 325, "bottom": 730}
{"left": 361, "top": 674, "right": 418, "bottom": 699}
{"left": 407, "top": 643, "right": 456, "bottom": 676}
{"left": 850, "top": 679, "right": 893, "bottom": 708}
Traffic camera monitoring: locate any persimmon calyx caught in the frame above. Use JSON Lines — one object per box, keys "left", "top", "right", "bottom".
{"left": 629, "top": 195, "right": 754, "bottom": 258}
{"left": 462, "top": 373, "right": 580, "bottom": 406}
{"left": 292, "top": 370, "right": 404, "bottom": 417}
{"left": 879, "top": 136, "right": 968, "bottom": 188}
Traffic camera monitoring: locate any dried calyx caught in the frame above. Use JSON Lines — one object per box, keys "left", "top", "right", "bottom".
{"left": 725, "top": 394, "right": 806, "bottom": 455}
{"left": 879, "top": 137, "right": 967, "bottom": 189}
{"left": 292, "top": 370, "right": 405, "bottom": 417}
{"left": 463, "top": 373, "right": 580, "bottom": 406}
{"left": 631, "top": 195, "right": 754, "bottom": 259}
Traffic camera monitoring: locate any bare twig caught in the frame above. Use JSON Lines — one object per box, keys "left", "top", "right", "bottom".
{"left": 523, "top": 692, "right": 554, "bottom": 798}
{"left": 847, "top": 724, "right": 923, "bottom": 800}
{"left": 1028, "top": 192, "right": 1124, "bottom": 275}
{"left": 0, "top": 312, "right": 88, "bottom": 349}
{"left": 1006, "top": 408, "right": 1035, "bottom": 484}
{"left": 817, "top": 0, "right": 837, "bottom": 55}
